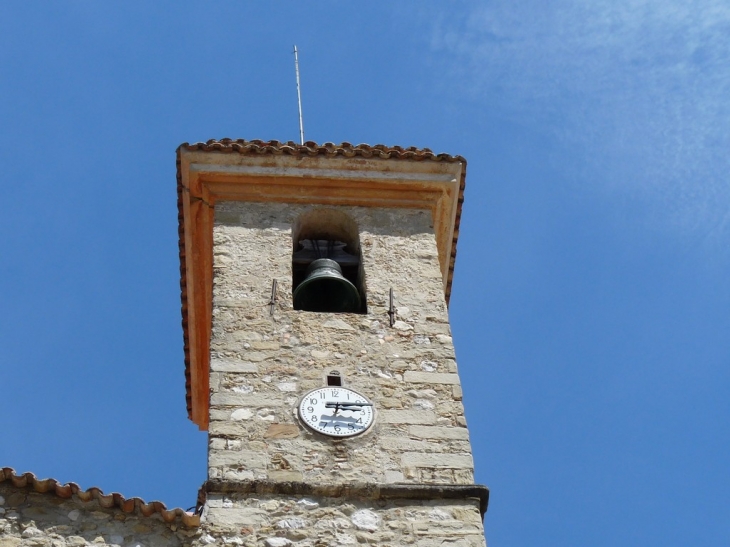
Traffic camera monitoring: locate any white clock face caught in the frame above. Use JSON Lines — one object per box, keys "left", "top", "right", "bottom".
{"left": 298, "top": 387, "right": 375, "bottom": 438}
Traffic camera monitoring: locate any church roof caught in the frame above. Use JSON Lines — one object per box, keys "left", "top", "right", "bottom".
{"left": 0, "top": 467, "right": 200, "bottom": 527}
{"left": 176, "top": 139, "right": 467, "bottom": 425}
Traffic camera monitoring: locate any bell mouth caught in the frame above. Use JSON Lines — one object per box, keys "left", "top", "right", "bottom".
{"left": 294, "top": 258, "right": 362, "bottom": 313}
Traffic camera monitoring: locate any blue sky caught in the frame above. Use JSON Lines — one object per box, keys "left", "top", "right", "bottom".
{"left": 1, "top": 2, "right": 728, "bottom": 545}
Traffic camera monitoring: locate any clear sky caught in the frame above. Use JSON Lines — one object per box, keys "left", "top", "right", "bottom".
{"left": 1, "top": 2, "right": 729, "bottom": 545}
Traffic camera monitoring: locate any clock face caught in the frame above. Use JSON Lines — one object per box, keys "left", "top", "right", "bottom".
{"left": 298, "top": 387, "right": 375, "bottom": 438}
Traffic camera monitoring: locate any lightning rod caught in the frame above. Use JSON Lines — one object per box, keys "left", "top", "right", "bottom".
{"left": 293, "top": 45, "right": 305, "bottom": 145}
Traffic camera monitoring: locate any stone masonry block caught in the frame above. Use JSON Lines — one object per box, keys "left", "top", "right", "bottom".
{"left": 268, "top": 470, "right": 303, "bottom": 481}
{"left": 208, "top": 449, "right": 268, "bottom": 469}
{"left": 379, "top": 410, "right": 437, "bottom": 425}
{"left": 205, "top": 506, "right": 269, "bottom": 527}
{"left": 408, "top": 425, "right": 470, "bottom": 441}
{"left": 401, "top": 452, "right": 474, "bottom": 469}
{"left": 249, "top": 341, "right": 281, "bottom": 350}
{"left": 209, "top": 409, "right": 233, "bottom": 421}
{"left": 403, "top": 372, "right": 461, "bottom": 385}
{"left": 264, "top": 424, "right": 300, "bottom": 439}
{"left": 210, "top": 392, "right": 283, "bottom": 407}
{"left": 210, "top": 359, "right": 259, "bottom": 373}
{"left": 209, "top": 438, "right": 227, "bottom": 450}
{"left": 208, "top": 421, "right": 256, "bottom": 436}
{"left": 379, "top": 436, "right": 445, "bottom": 452}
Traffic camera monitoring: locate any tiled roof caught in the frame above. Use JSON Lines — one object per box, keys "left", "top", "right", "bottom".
{"left": 176, "top": 139, "right": 467, "bottom": 422}
{"left": 179, "top": 139, "right": 468, "bottom": 162}
{"left": 0, "top": 468, "right": 200, "bottom": 527}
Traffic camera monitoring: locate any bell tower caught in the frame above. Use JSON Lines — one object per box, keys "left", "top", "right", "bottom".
{"left": 178, "top": 140, "right": 488, "bottom": 546}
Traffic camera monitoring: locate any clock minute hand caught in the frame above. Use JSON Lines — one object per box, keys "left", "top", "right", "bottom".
{"left": 324, "top": 401, "right": 373, "bottom": 411}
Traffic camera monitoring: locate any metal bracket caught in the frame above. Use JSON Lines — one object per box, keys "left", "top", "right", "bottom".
{"left": 269, "top": 279, "right": 278, "bottom": 316}
{"left": 388, "top": 287, "right": 395, "bottom": 327}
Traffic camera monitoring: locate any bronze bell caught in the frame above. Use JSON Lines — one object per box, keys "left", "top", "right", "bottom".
{"left": 293, "top": 258, "right": 361, "bottom": 313}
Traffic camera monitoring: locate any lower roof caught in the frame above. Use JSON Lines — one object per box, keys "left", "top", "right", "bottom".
{"left": 0, "top": 467, "right": 200, "bottom": 527}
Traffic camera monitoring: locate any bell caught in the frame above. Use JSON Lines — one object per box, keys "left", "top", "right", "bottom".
{"left": 293, "top": 258, "right": 361, "bottom": 313}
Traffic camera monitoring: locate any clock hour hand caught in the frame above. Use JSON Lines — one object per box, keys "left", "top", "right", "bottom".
{"left": 324, "top": 401, "right": 373, "bottom": 413}
{"left": 325, "top": 401, "right": 341, "bottom": 416}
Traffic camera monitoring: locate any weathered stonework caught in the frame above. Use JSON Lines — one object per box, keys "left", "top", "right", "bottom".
{"left": 0, "top": 484, "right": 198, "bottom": 547}
{"left": 199, "top": 493, "right": 484, "bottom": 547}
{"left": 207, "top": 202, "right": 475, "bottom": 487}
{"left": 197, "top": 198, "right": 487, "bottom": 545}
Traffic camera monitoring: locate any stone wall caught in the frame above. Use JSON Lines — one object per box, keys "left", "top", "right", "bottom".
{"left": 208, "top": 202, "right": 474, "bottom": 486}
{"left": 0, "top": 485, "right": 196, "bottom": 547}
{"left": 201, "top": 492, "right": 485, "bottom": 547}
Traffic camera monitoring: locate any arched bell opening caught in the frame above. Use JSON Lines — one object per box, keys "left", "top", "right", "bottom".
{"left": 292, "top": 209, "right": 366, "bottom": 314}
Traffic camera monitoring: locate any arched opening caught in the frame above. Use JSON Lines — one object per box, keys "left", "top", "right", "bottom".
{"left": 292, "top": 209, "right": 366, "bottom": 313}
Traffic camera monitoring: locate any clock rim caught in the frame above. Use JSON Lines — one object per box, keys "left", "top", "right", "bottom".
{"left": 296, "top": 386, "right": 376, "bottom": 438}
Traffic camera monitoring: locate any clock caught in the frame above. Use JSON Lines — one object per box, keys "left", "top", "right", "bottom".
{"left": 297, "top": 387, "right": 375, "bottom": 438}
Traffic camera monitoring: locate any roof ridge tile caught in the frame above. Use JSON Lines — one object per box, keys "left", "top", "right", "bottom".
{"left": 177, "top": 139, "right": 465, "bottom": 163}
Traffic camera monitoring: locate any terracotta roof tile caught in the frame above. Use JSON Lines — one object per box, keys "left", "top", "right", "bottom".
{"left": 176, "top": 139, "right": 467, "bottom": 422}
{"left": 0, "top": 468, "right": 200, "bottom": 527}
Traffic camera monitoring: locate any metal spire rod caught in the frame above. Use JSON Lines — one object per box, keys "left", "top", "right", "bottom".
{"left": 293, "top": 45, "right": 305, "bottom": 145}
